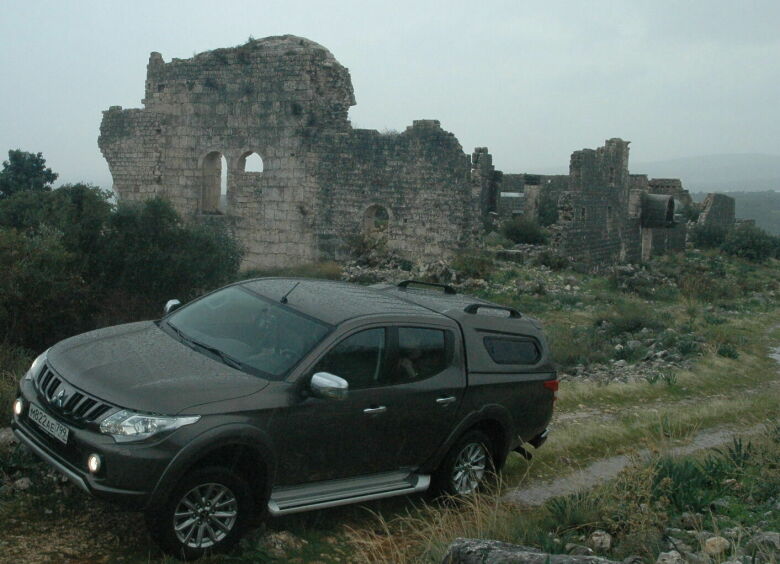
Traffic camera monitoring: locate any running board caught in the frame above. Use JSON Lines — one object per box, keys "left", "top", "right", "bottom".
{"left": 268, "top": 471, "right": 430, "bottom": 516}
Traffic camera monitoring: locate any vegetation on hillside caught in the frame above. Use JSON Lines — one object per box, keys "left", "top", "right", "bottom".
{"left": 0, "top": 151, "right": 243, "bottom": 352}
{"left": 0, "top": 149, "right": 778, "bottom": 562}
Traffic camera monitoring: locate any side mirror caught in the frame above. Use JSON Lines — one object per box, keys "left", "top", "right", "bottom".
{"left": 310, "top": 372, "right": 348, "bottom": 400}
{"left": 164, "top": 299, "right": 181, "bottom": 315}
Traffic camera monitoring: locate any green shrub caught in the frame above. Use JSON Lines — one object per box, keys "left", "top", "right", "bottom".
{"left": 537, "top": 189, "right": 560, "bottom": 227}
{"left": 0, "top": 189, "right": 243, "bottom": 348}
{"left": 689, "top": 223, "right": 729, "bottom": 249}
{"left": 721, "top": 223, "right": 777, "bottom": 262}
{"left": 531, "top": 250, "right": 569, "bottom": 271}
{"left": 500, "top": 217, "right": 548, "bottom": 245}
{"left": 717, "top": 343, "right": 740, "bottom": 359}
{"left": 98, "top": 198, "right": 243, "bottom": 316}
{"left": 243, "top": 261, "right": 343, "bottom": 280}
{"left": 451, "top": 251, "right": 494, "bottom": 279}
{"left": 546, "top": 323, "right": 611, "bottom": 368}
{"left": 0, "top": 227, "right": 93, "bottom": 350}
{"left": 595, "top": 301, "right": 669, "bottom": 337}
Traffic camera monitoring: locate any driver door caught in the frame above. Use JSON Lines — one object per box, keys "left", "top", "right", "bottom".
{"left": 276, "top": 326, "right": 397, "bottom": 486}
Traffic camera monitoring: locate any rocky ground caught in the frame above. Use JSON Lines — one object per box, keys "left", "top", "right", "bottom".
{"left": 1, "top": 254, "right": 778, "bottom": 563}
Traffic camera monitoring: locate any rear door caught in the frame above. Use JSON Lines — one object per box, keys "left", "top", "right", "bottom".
{"left": 375, "top": 325, "right": 466, "bottom": 469}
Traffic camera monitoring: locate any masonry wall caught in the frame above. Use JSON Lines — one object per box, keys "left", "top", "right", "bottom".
{"left": 99, "top": 36, "right": 481, "bottom": 268}
{"left": 550, "top": 139, "right": 642, "bottom": 263}
{"left": 698, "top": 193, "right": 736, "bottom": 228}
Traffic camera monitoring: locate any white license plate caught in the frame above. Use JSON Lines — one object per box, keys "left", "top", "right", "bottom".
{"left": 28, "top": 403, "right": 70, "bottom": 445}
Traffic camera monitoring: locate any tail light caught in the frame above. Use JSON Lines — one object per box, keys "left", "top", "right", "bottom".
{"left": 543, "top": 379, "right": 559, "bottom": 401}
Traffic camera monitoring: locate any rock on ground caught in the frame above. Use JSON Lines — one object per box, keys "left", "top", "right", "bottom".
{"left": 656, "top": 551, "right": 685, "bottom": 564}
{"left": 0, "top": 427, "right": 16, "bottom": 450}
{"left": 702, "top": 536, "right": 730, "bottom": 556}
{"left": 442, "top": 538, "right": 619, "bottom": 564}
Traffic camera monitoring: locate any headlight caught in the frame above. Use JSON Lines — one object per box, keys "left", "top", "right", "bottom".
{"left": 99, "top": 410, "right": 200, "bottom": 443}
{"left": 23, "top": 350, "right": 48, "bottom": 382}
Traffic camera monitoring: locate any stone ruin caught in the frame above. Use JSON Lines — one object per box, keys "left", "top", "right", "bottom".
{"left": 99, "top": 35, "right": 735, "bottom": 269}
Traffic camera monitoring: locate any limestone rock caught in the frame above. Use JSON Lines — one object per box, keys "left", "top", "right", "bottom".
{"left": 656, "top": 551, "right": 685, "bottom": 564}
{"left": 747, "top": 531, "right": 780, "bottom": 551}
{"left": 0, "top": 428, "right": 16, "bottom": 450}
{"left": 589, "top": 531, "right": 612, "bottom": 552}
{"left": 13, "top": 477, "right": 31, "bottom": 491}
{"left": 566, "top": 543, "right": 594, "bottom": 556}
{"left": 442, "top": 538, "right": 620, "bottom": 564}
{"left": 702, "top": 536, "right": 729, "bottom": 556}
{"left": 259, "top": 530, "right": 308, "bottom": 559}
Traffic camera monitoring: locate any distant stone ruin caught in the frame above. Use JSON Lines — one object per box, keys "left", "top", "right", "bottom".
{"left": 99, "top": 35, "right": 735, "bottom": 268}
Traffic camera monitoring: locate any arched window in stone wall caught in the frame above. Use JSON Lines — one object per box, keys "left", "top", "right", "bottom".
{"left": 201, "top": 151, "right": 228, "bottom": 214}
{"left": 363, "top": 205, "right": 390, "bottom": 233}
{"left": 239, "top": 151, "right": 264, "bottom": 173}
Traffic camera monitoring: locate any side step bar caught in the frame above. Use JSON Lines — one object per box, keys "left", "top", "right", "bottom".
{"left": 268, "top": 471, "right": 430, "bottom": 516}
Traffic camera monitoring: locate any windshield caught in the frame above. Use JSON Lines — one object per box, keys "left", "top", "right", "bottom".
{"left": 166, "top": 285, "right": 331, "bottom": 379}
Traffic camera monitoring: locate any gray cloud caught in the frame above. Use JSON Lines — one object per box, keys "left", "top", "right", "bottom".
{"left": 1, "top": 0, "right": 778, "bottom": 187}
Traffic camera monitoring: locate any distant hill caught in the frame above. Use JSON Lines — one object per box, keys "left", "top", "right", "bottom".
{"left": 691, "top": 190, "right": 780, "bottom": 235}
{"left": 633, "top": 153, "right": 780, "bottom": 193}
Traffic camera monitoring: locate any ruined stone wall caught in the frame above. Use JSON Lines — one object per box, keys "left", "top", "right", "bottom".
{"left": 551, "top": 139, "right": 641, "bottom": 263}
{"left": 698, "top": 193, "right": 736, "bottom": 228}
{"left": 312, "top": 121, "right": 477, "bottom": 261}
{"left": 99, "top": 36, "right": 481, "bottom": 268}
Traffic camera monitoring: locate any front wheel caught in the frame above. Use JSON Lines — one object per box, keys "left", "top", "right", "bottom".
{"left": 432, "top": 430, "right": 495, "bottom": 496}
{"left": 145, "top": 466, "right": 254, "bottom": 561}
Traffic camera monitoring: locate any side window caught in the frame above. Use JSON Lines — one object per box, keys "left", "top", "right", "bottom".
{"left": 483, "top": 336, "right": 540, "bottom": 365}
{"left": 312, "top": 328, "right": 385, "bottom": 390}
{"left": 392, "top": 327, "right": 450, "bottom": 384}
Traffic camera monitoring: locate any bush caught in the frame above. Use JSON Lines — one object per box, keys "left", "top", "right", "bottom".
{"left": 689, "top": 223, "right": 729, "bottom": 249}
{"left": 537, "top": 189, "right": 560, "bottom": 227}
{"left": 531, "top": 250, "right": 569, "bottom": 271}
{"left": 595, "top": 301, "right": 669, "bottom": 338}
{"left": 500, "top": 217, "right": 548, "bottom": 245}
{"left": 451, "top": 251, "right": 494, "bottom": 279}
{"left": 97, "top": 198, "right": 243, "bottom": 316}
{"left": 0, "top": 227, "right": 93, "bottom": 350}
{"left": 721, "top": 223, "right": 777, "bottom": 262}
{"left": 0, "top": 190, "right": 243, "bottom": 349}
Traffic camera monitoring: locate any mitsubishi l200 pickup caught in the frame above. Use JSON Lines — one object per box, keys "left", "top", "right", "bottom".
{"left": 12, "top": 278, "right": 556, "bottom": 560}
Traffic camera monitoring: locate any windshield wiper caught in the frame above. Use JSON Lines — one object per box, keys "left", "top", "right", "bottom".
{"left": 166, "top": 322, "right": 245, "bottom": 371}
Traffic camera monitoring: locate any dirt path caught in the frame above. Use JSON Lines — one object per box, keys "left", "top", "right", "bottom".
{"left": 503, "top": 424, "right": 765, "bottom": 506}
{"left": 504, "top": 339, "right": 780, "bottom": 507}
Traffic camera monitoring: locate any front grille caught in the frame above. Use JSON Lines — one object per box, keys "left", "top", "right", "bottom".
{"left": 34, "top": 365, "right": 113, "bottom": 425}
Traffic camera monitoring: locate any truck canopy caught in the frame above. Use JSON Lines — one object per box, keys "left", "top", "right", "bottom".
{"left": 372, "top": 282, "right": 554, "bottom": 375}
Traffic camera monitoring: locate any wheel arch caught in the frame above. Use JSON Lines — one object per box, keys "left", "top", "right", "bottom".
{"left": 422, "top": 405, "right": 513, "bottom": 473}
{"left": 148, "top": 424, "right": 276, "bottom": 510}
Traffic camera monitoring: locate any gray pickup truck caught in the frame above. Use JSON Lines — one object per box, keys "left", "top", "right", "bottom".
{"left": 11, "top": 278, "right": 556, "bottom": 560}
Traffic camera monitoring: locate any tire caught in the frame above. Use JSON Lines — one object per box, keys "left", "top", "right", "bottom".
{"left": 432, "top": 430, "right": 495, "bottom": 496}
{"left": 145, "top": 466, "right": 255, "bottom": 561}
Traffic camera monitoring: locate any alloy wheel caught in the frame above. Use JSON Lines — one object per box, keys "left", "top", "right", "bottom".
{"left": 450, "top": 442, "right": 487, "bottom": 494}
{"left": 173, "top": 482, "right": 238, "bottom": 549}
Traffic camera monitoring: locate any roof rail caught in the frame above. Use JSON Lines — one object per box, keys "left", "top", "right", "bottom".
{"left": 397, "top": 280, "right": 456, "bottom": 295}
{"left": 463, "top": 303, "right": 522, "bottom": 318}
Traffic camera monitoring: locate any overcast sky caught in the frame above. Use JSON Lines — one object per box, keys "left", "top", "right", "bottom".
{"left": 1, "top": 0, "right": 779, "bottom": 188}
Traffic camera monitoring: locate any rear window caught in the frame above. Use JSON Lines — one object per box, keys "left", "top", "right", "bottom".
{"left": 393, "top": 327, "right": 451, "bottom": 383}
{"left": 483, "top": 336, "right": 540, "bottom": 365}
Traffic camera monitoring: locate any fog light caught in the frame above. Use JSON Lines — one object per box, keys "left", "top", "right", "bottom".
{"left": 87, "top": 454, "right": 102, "bottom": 474}
{"left": 13, "top": 398, "right": 23, "bottom": 416}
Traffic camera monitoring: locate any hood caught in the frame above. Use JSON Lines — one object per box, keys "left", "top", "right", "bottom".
{"left": 47, "top": 321, "right": 269, "bottom": 414}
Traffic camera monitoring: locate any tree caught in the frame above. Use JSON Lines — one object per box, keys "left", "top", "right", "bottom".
{"left": 0, "top": 150, "right": 58, "bottom": 198}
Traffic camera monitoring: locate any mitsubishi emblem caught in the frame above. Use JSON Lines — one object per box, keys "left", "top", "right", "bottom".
{"left": 55, "top": 389, "right": 68, "bottom": 409}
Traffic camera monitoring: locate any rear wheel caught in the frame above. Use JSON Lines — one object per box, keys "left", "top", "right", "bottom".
{"left": 145, "top": 466, "right": 254, "bottom": 561}
{"left": 432, "top": 430, "right": 495, "bottom": 496}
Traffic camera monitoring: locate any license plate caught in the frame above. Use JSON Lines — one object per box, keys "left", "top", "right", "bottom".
{"left": 28, "top": 403, "right": 70, "bottom": 445}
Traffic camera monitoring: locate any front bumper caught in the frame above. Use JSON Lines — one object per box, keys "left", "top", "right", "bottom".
{"left": 11, "top": 380, "right": 173, "bottom": 509}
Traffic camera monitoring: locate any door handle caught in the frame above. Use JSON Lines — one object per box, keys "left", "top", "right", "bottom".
{"left": 436, "top": 396, "right": 456, "bottom": 406}
{"left": 363, "top": 406, "right": 387, "bottom": 415}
